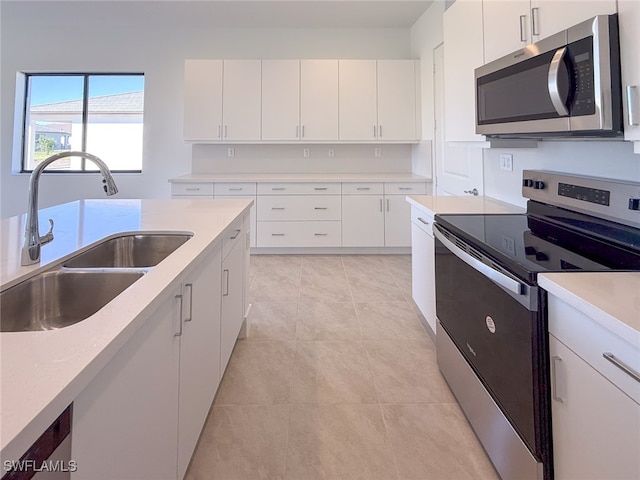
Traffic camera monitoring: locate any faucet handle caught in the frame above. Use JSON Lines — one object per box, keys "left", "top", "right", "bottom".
{"left": 40, "top": 218, "right": 55, "bottom": 245}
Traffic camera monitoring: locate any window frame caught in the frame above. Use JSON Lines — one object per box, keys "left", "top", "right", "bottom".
{"left": 20, "top": 72, "right": 145, "bottom": 174}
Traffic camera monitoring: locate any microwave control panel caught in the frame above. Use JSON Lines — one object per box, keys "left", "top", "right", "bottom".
{"left": 568, "top": 37, "right": 596, "bottom": 116}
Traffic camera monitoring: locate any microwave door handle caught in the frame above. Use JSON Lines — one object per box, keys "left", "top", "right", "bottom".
{"left": 433, "top": 226, "right": 523, "bottom": 296}
{"left": 548, "top": 47, "right": 569, "bottom": 116}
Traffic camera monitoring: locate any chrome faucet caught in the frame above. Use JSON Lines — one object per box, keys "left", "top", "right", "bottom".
{"left": 21, "top": 151, "right": 118, "bottom": 266}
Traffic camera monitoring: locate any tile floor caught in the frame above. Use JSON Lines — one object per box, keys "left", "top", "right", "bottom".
{"left": 186, "top": 255, "right": 499, "bottom": 480}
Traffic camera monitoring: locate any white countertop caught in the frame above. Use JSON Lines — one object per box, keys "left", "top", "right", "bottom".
{"left": 539, "top": 272, "right": 640, "bottom": 347}
{"left": 169, "top": 172, "right": 431, "bottom": 183}
{"left": 406, "top": 194, "right": 525, "bottom": 215}
{"left": 0, "top": 198, "right": 252, "bottom": 463}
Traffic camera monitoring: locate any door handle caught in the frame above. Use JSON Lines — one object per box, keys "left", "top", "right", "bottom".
{"left": 223, "top": 270, "right": 229, "bottom": 296}
{"left": 417, "top": 217, "right": 430, "bottom": 225}
{"left": 551, "top": 355, "right": 563, "bottom": 402}
{"left": 548, "top": 47, "right": 569, "bottom": 116}
{"left": 603, "top": 352, "right": 640, "bottom": 383}
{"left": 183, "top": 284, "right": 193, "bottom": 322}
{"left": 627, "top": 86, "right": 639, "bottom": 126}
{"left": 174, "top": 294, "right": 183, "bottom": 336}
{"left": 464, "top": 188, "right": 479, "bottom": 196}
{"left": 230, "top": 229, "right": 241, "bottom": 239}
{"left": 519, "top": 15, "right": 527, "bottom": 42}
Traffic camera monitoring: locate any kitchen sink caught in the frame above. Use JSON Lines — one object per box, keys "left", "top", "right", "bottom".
{"left": 63, "top": 233, "right": 192, "bottom": 268}
{"left": 0, "top": 268, "right": 145, "bottom": 332}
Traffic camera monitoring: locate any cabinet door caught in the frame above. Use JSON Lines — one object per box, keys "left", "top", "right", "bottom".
{"left": 338, "top": 60, "right": 377, "bottom": 141}
{"left": 184, "top": 59, "right": 223, "bottom": 141}
{"left": 300, "top": 59, "right": 339, "bottom": 141}
{"left": 530, "top": 0, "right": 617, "bottom": 42}
{"left": 262, "top": 59, "right": 300, "bottom": 141}
{"left": 483, "top": 0, "right": 531, "bottom": 63}
{"left": 377, "top": 59, "right": 417, "bottom": 141}
{"left": 619, "top": 0, "right": 640, "bottom": 144}
{"left": 384, "top": 195, "right": 411, "bottom": 247}
{"left": 411, "top": 221, "right": 435, "bottom": 334}
{"left": 222, "top": 60, "right": 261, "bottom": 141}
{"left": 72, "top": 293, "right": 181, "bottom": 480}
{"left": 549, "top": 335, "right": 640, "bottom": 479}
{"left": 178, "top": 245, "right": 222, "bottom": 479}
{"left": 443, "top": 0, "right": 485, "bottom": 142}
{"left": 221, "top": 238, "right": 245, "bottom": 375}
{"left": 341, "top": 195, "right": 384, "bottom": 247}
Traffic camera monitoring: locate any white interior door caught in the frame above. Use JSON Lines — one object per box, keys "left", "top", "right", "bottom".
{"left": 433, "top": 44, "right": 484, "bottom": 196}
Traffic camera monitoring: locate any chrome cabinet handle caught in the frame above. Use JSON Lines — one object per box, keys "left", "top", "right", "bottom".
{"left": 301, "top": 125, "right": 305, "bottom": 138}
{"left": 184, "top": 284, "right": 193, "bottom": 322}
{"left": 272, "top": 207, "right": 285, "bottom": 210}
{"left": 314, "top": 207, "right": 327, "bottom": 210}
{"left": 627, "top": 86, "right": 639, "bottom": 126}
{"left": 398, "top": 187, "right": 412, "bottom": 191}
{"left": 230, "top": 229, "right": 241, "bottom": 239}
{"left": 224, "top": 125, "right": 228, "bottom": 138}
{"left": 386, "top": 198, "right": 390, "bottom": 212}
{"left": 548, "top": 47, "right": 569, "bottom": 116}
{"left": 228, "top": 187, "right": 243, "bottom": 191}
{"left": 314, "top": 187, "right": 327, "bottom": 191}
{"left": 217, "top": 125, "right": 221, "bottom": 138}
{"left": 417, "top": 217, "right": 430, "bottom": 225}
{"left": 174, "top": 294, "right": 183, "bottom": 336}
{"left": 314, "top": 233, "right": 328, "bottom": 236}
{"left": 519, "top": 14, "right": 527, "bottom": 42}
{"left": 272, "top": 187, "right": 285, "bottom": 191}
{"left": 357, "top": 187, "right": 370, "bottom": 191}
{"left": 271, "top": 233, "right": 285, "bottom": 236}
{"left": 551, "top": 355, "right": 563, "bottom": 402}
{"left": 185, "top": 187, "right": 201, "bottom": 191}
{"left": 296, "top": 125, "right": 300, "bottom": 138}
{"left": 603, "top": 353, "right": 640, "bottom": 383}
{"left": 464, "top": 188, "right": 479, "bottom": 196}
{"left": 378, "top": 125, "right": 382, "bottom": 138}
{"left": 373, "top": 125, "right": 377, "bottom": 138}
{"left": 531, "top": 7, "right": 539, "bottom": 36}
{"left": 379, "top": 199, "right": 383, "bottom": 212}
{"left": 223, "top": 270, "right": 229, "bottom": 296}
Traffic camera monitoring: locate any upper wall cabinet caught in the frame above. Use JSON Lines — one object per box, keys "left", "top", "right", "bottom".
{"left": 618, "top": 0, "right": 640, "bottom": 149}
{"left": 443, "top": 0, "right": 485, "bottom": 143}
{"left": 339, "top": 59, "right": 419, "bottom": 142}
{"left": 483, "top": 0, "right": 618, "bottom": 64}
{"left": 184, "top": 59, "right": 261, "bottom": 142}
{"left": 185, "top": 58, "right": 419, "bottom": 144}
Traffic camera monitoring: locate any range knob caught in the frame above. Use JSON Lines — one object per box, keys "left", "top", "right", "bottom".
{"left": 523, "top": 179, "right": 534, "bottom": 188}
{"left": 629, "top": 198, "right": 640, "bottom": 211}
{"left": 535, "top": 251, "right": 549, "bottom": 261}
{"left": 533, "top": 180, "right": 546, "bottom": 190}
{"left": 524, "top": 246, "right": 537, "bottom": 255}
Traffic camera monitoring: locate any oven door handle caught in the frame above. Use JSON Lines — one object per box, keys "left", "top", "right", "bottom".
{"left": 433, "top": 225, "right": 524, "bottom": 297}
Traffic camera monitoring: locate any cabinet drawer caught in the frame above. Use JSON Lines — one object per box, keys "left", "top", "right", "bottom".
{"left": 257, "top": 221, "right": 341, "bottom": 247}
{"left": 214, "top": 182, "right": 257, "bottom": 196}
{"left": 257, "top": 182, "right": 341, "bottom": 195}
{"left": 384, "top": 182, "right": 427, "bottom": 195}
{"left": 222, "top": 216, "right": 245, "bottom": 259}
{"left": 342, "top": 182, "right": 383, "bottom": 195}
{"left": 171, "top": 182, "right": 214, "bottom": 197}
{"left": 257, "top": 195, "right": 341, "bottom": 221}
{"left": 410, "top": 206, "right": 434, "bottom": 236}
{"left": 548, "top": 296, "right": 640, "bottom": 404}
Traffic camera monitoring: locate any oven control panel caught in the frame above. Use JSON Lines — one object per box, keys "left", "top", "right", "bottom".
{"left": 522, "top": 170, "right": 640, "bottom": 228}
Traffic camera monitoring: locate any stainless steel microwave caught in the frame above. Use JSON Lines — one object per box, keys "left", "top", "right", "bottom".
{"left": 475, "top": 14, "right": 622, "bottom": 138}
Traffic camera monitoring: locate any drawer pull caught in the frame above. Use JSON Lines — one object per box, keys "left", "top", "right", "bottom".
{"left": 603, "top": 353, "right": 640, "bottom": 383}
{"left": 551, "top": 356, "right": 563, "bottom": 403}
{"left": 314, "top": 233, "right": 328, "bottom": 236}
{"left": 356, "top": 187, "right": 371, "bottom": 191}
{"left": 185, "top": 187, "right": 201, "bottom": 191}
{"left": 418, "top": 217, "right": 430, "bottom": 225}
{"left": 272, "top": 207, "right": 285, "bottom": 210}
{"left": 314, "top": 207, "right": 327, "bottom": 210}
{"left": 272, "top": 187, "right": 286, "bottom": 191}
{"left": 228, "top": 187, "right": 243, "bottom": 191}
{"left": 398, "top": 187, "right": 413, "bottom": 191}
{"left": 230, "top": 229, "right": 241, "bottom": 240}
{"left": 314, "top": 187, "right": 328, "bottom": 191}
{"left": 271, "top": 233, "right": 285, "bottom": 236}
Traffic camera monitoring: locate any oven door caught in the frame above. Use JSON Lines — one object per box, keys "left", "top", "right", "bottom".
{"left": 433, "top": 224, "right": 550, "bottom": 479}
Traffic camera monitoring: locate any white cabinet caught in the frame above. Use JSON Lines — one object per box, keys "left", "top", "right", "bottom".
{"left": 262, "top": 60, "right": 300, "bottom": 141}
{"left": 548, "top": 295, "right": 640, "bottom": 479}
{"left": 342, "top": 183, "right": 385, "bottom": 246}
{"left": 171, "top": 182, "right": 214, "bottom": 198}
{"left": 72, "top": 292, "right": 181, "bottom": 480}
{"left": 410, "top": 207, "right": 436, "bottom": 334}
{"left": 483, "top": 0, "right": 618, "bottom": 64}
{"left": 214, "top": 182, "right": 257, "bottom": 248}
{"left": 339, "top": 60, "right": 418, "bottom": 142}
{"left": 300, "top": 60, "right": 339, "bottom": 141}
{"left": 384, "top": 183, "right": 426, "bottom": 247}
{"left": 221, "top": 217, "right": 247, "bottom": 374}
{"left": 619, "top": 0, "right": 640, "bottom": 148}
{"left": 443, "top": 0, "right": 485, "bottom": 142}
{"left": 177, "top": 245, "right": 222, "bottom": 479}
{"left": 183, "top": 59, "right": 261, "bottom": 141}
{"left": 184, "top": 59, "right": 223, "bottom": 142}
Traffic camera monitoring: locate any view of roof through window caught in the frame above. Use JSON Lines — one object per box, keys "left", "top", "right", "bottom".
{"left": 23, "top": 74, "right": 144, "bottom": 172}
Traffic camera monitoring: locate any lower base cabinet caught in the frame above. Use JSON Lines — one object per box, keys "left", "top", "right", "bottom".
{"left": 410, "top": 209, "right": 436, "bottom": 334}
{"left": 71, "top": 238, "right": 242, "bottom": 480}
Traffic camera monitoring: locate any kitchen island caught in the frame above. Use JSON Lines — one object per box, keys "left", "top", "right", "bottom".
{"left": 0, "top": 198, "right": 252, "bottom": 478}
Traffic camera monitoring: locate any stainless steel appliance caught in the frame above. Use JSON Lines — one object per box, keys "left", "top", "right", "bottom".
{"left": 434, "top": 171, "right": 640, "bottom": 479}
{"left": 475, "top": 15, "right": 622, "bottom": 138}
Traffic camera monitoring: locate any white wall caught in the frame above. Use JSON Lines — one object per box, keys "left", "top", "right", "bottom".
{"left": 0, "top": 2, "right": 412, "bottom": 218}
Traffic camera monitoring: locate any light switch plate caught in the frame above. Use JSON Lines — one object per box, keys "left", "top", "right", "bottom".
{"left": 499, "top": 153, "right": 513, "bottom": 171}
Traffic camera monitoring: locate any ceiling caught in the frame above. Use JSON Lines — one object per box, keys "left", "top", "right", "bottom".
{"left": 3, "top": 0, "right": 436, "bottom": 28}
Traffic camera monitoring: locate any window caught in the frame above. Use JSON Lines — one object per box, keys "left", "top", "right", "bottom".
{"left": 21, "top": 73, "right": 144, "bottom": 172}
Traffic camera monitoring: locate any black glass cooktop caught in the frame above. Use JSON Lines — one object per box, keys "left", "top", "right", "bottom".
{"left": 434, "top": 202, "right": 640, "bottom": 283}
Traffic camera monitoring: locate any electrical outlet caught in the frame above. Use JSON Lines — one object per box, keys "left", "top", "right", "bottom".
{"left": 374, "top": 147, "right": 381, "bottom": 157}
{"left": 499, "top": 153, "right": 513, "bottom": 171}
{"left": 227, "top": 147, "right": 235, "bottom": 158}
{"left": 328, "top": 148, "right": 335, "bottom": 158}
{"left": 303, "top": 148, "right": 310, "bottom": 158}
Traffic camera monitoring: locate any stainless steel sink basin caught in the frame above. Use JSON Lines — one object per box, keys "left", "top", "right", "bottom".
{"left": 0, "top": 269, "right": 145, "bottom": 332}
{"left": 64, "top": 233, "right": 192, "bottom": 268}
